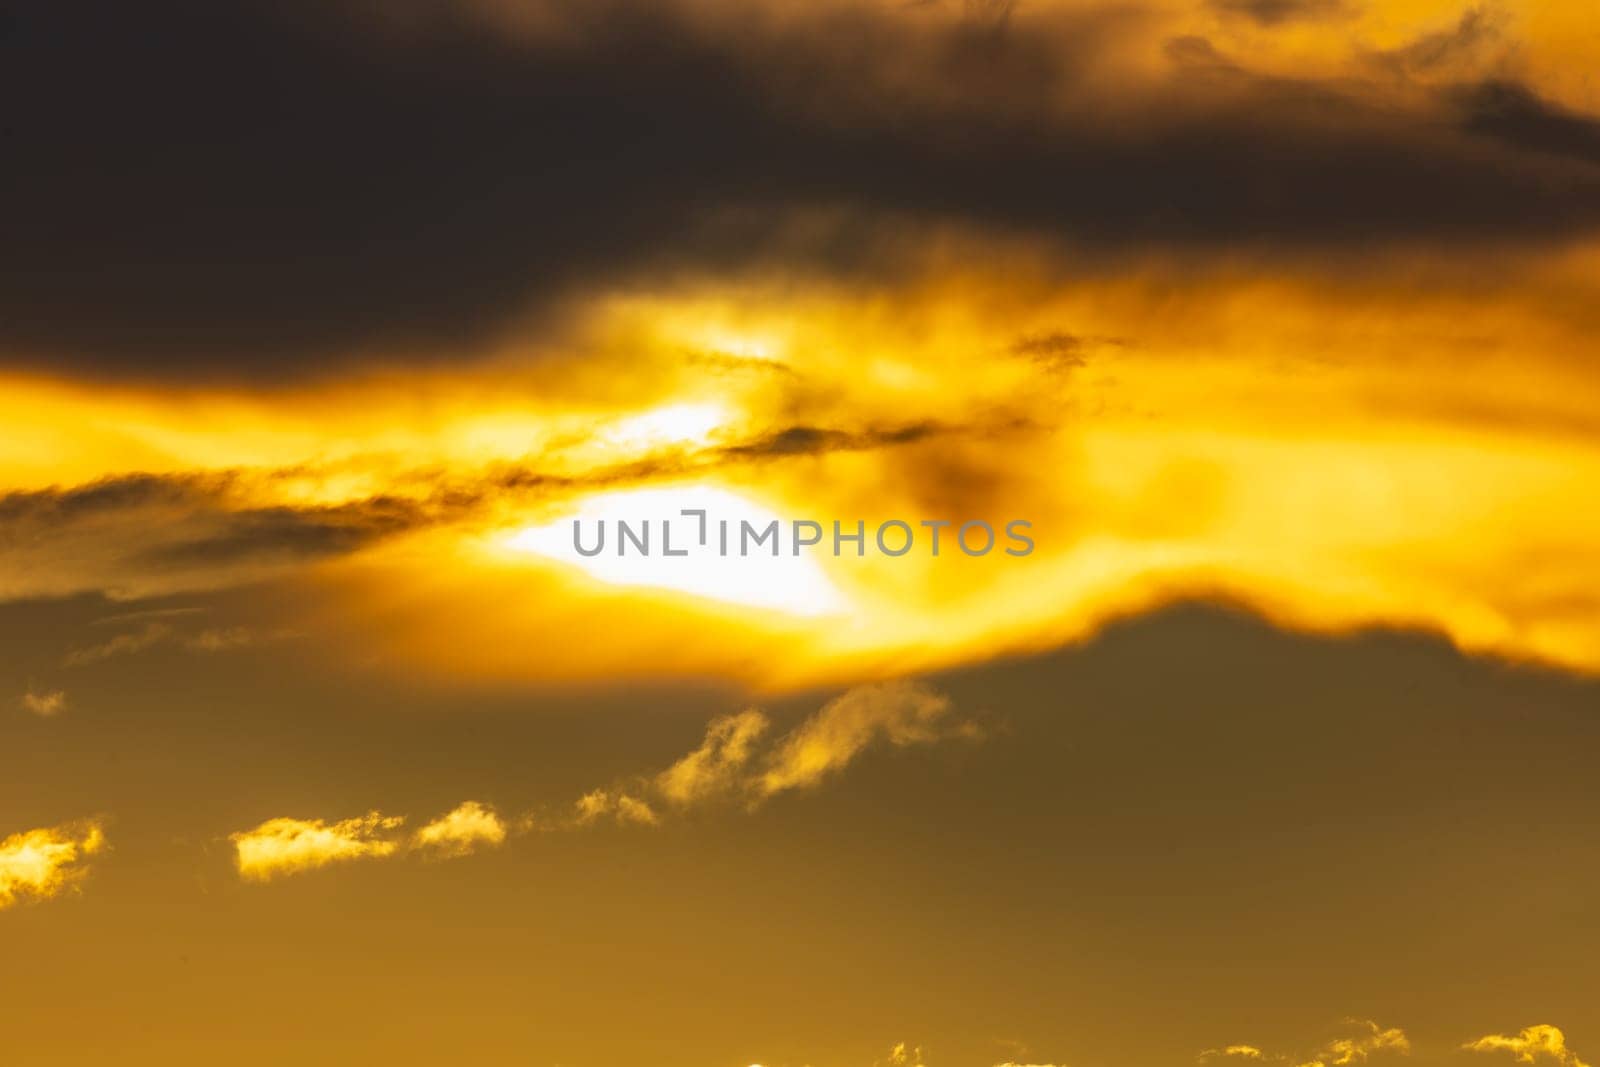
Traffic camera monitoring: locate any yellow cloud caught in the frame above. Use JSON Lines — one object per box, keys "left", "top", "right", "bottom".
{"left": 758, "top": 680, "right": 965, "bottom": 797}
{"left": 410, "top": 801, "right": 507, "bottom": 858}
{"left": 656, "top": 708, "right": 770, "bottom": 806}
{"left": 1321, "top": 1021, "right": 1410, "bottom": 1064}
{"left": 1465, "top": 1026, "right": 1591, "bottom": 1067}
{"left": 19, "top": 688, "right": 67, "bottom": 717}
{"left": 574, "top": 790, "right": 659, "bottom": 827}
{"left": 1202, "top": 1047, "right": 1267, "bottom": 1061}
{"left": 880, "top": 1043, "right": 927, "bottom": 1067}
{"left": 0, "top": 819, "right": 106, "bottom": 909}
{"left": 230, "top": 811, "right": 404, "bottom": 881}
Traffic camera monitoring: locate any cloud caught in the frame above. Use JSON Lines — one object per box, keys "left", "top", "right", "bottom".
{"left": 758, "top": 680, "right": 967, "bottom": 798}
{"left": 230, "top": 811, "right": 405, "bottom": 881}
{"left": 0, "top": 819, "right": 106, "bottom": 909}
{"left": 1464, "top": 1026, "right": 1592, "bottom": 1067}
{"left": 571, "top": 681, "right": 969, "bottom": 826}
{"left": 8, "top": 0, "right": 1600, "bottom": 377}
{"left": 62, "top": 620, "right": 292, "bottom": 665}
{"left": 411, "top": 801, "right": 508, "bottom": 858}
{"left": 62, "top": 621, "right": 173, "bottom": 665}
{"left": 880, "top": 1043, "right": 928, "bottom": 1067}
{"left": 655, "top": 708, "right": 770, "bottom": 807}
{"left": 1313, "top": 1020, "right": 1410, "bottom": 1065}
{"left": 1208, "top": 0, "right": 1348, "bottom": 26}
{"left": 1205, "top": 1020, "right": 1408, "bottom": 1067}
{"left": 573, "top": 790, "right": 660, "bottom": 828}
{"left": 19, "top": 688, "right": 67, "bottom": 717}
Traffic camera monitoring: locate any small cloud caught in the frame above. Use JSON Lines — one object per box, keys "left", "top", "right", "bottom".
{"left": 62, "top": 622, "right": 172, "bottom": 666}
{"left": 574, "top": 789, "right": 659, "bottom": 827}
{"left": 656, "top": 708, "right": 770, "bottom": 807}
{"left": 411, "top": 801, "right": 507, "bottom": 858}
{"left": 1320, "top": 1020, "right": 1409, "bottom": 1064}
{"left": 1208, "top": 1021, "right": 1407, "bottom": 1067}
{"left": 1464, "top": 1026, "right": 1591, "bottom": 1067}
{"left": 758, "top": 680, "right": 968, "bottom": 798}
{"left": 1208, "top": 0, "right": 1348, "bottom": 27}
{"left": 0, "top": 819, "right": 106, "bottom": 909}
{"left": 186, "top": 627, "right": 260, "bottom": 652}
{"left": 880, "top": 1043, "right": 928, "bottom": 1067}
{"left": 20, "top": 688, "right": 67, "bottom": 717}
{"left": 230, "top": 811, "right": 404, "bottom": 881}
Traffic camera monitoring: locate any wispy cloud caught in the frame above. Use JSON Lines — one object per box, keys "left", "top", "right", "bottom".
{"left": 19, "top": 687, "right": 67, "bottom": 717}
{"left": 1200, "top": 1020, "right": 1408, "bottom": 1067}
{"left": 655, "top": 707, "right": 769, "bottom": 807}
{"left": 1465, "top": 1026, "right": 1592, "bottom": 1067}
{"left": 231, "top": 812, "right": 405, "bottom": 882}
{"left": 569, "top": 681, "right": 972, "bottom": 828}
{"left": 573, "top": 789, "right": 660, "bottom": 828}
{"left": 0, "top": 819, "right": 106, "bottom": 909}
{"left": 758, "top": 681, "right": 969, "bottom": 798}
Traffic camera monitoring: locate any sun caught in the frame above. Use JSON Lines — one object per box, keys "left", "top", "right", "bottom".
{"left": 501, "top": 485, "right": 849, "bottom": 617}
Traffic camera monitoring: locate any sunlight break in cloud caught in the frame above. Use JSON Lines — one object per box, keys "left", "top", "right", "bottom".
{"left": 0, "top": 819, "right": 106, "bottom": 909}
{"left": 231, "top": 811, "right": 405, "bottom": 881}
{"left": 19, "top": 687, "right": 67, "bottom": 717}
{"left": 1465, "top": 1026, "right": 1592, "bottom": 1067}
{"left": 411, "top": 801, "right": 508, "bottom": 858}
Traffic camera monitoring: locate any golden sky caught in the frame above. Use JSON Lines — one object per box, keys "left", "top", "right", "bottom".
{"left": 3, "top": 1, "right": 1600, "bottom": 1064}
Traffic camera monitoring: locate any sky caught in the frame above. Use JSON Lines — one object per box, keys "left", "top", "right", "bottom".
{"left": 2, "top": 1, "right": 1599, "bottom": 1064}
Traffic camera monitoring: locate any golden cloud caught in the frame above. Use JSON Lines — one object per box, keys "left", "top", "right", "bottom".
{"left": 0, "top": 819, "right": 106, "bottom": 909}
{"left": 655, "top": 708, "right": 770, "bottom": 807}
{"left": 411, "top": 801, "right": 508, "bottom": 858}
{"left": 230, "top": 811, "right": 405, "bottom": 882}
{"left": 573, "top": 790, "right": 660, "bottom": 828}
{"left": 19, "top": 688, "right": 67, "bottom": 718}
{"left": 758, "top": 681, "right": 967, "bottom": 798}
{"left": 1465, "top": 1026, "right": 1592, "bottom": 1067}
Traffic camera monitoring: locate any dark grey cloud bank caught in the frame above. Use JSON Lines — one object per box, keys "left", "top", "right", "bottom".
{"left": 5, "top": 0, "right": 1600, "bottom": 378}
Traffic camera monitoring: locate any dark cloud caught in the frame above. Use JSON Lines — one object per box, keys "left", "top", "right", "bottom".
{"left": 1456, "top": 80, "right": 1600, "bottom": 166}
{"left": 716, "top": 422, "right": 944, "bottom": 460}
{"left": 1208, "top": 0, "right": 1350, "bottom": 25}
{"left": 1007, "top": 329, "right": 1127, "bottom": 370}
{"left": 0, "top": 418, "right": 976, "bottom": 597}
{"left": 5, "top": 0, "right": 1600, "bottom": 379}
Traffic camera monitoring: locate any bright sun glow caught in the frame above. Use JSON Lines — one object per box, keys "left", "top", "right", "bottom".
{"left": 502, "top": 485, "right": 848, "bottom": 617}
{"left": 598, "top": 402, "right": 729, "bottom": 451}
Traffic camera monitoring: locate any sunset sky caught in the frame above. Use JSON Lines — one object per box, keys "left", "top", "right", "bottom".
{"left": 3, "top": 1, "right": 1599, "bottom": 1064}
